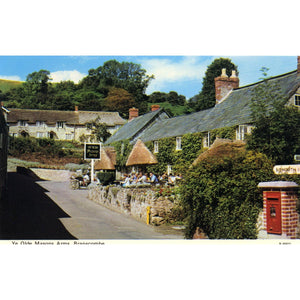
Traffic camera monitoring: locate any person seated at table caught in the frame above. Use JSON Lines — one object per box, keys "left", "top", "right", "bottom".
{"left": 122, "top": 174, "right": 131, "bottom": 187}
{"left": 168, "top": 173, "right": 176, "bottom": 185}
{"left": 137, "top": 172, "right": 148, "bottom": 184}
{"left": 149, "top": 172, "right": 159, "bottom": 184}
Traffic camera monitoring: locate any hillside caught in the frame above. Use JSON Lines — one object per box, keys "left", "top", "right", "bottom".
{"left": 0, "top": 78, "right": 22, "bottom": 93}
{"left": 148, "top": 102, "right": 191, "bottom": 116}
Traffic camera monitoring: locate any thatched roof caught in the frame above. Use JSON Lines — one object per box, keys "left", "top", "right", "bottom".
{"left": 7, "top": 109, "right": 126, "bottom": 126}
{"left": 94, "top": 147, "right": 116, "bottom": 170}
{"left": 126, "top": 139, "right": 158, "bottom": 166}
{"left": 192, "top": 139, "right": 246, "bottom": 166}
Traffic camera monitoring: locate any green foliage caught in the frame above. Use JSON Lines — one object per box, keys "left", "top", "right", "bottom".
{"left": 3, "top": 59, "right": 154, "bottom": 114}
{"left": 8, "top": 136, "right": 81, "bottom": 158}
{"left": 180, "top": 150, "right": 275, "bottom": 239}
{"left": 191, "top": 58, "right": 238, "bottom": 111}
{"left": 97, "top": 171, "right": 115, "bottom": 185}
{"left": 210, "top": 126, "right": 236, "bottom": 142}
{"left": 84, "top": 118, "right": 111, "bottom": 142}
{"left": 247, "top": 68, "right": 300, "bottom": 164}
{"left": 109, "top": 140, "right": 133, "bottom": 168}
{"left": 0, "top": 79, "right": 22, "bottom": 93}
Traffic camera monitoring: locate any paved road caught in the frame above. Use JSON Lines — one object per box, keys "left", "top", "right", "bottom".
{"left": 0, "top": 172, "right": 184, "bottom": 240}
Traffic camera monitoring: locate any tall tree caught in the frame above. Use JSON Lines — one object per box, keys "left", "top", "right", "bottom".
{"left": 80, "top": 60, "right": 154, "bottom": 109}
{"left": 85, "top": 118, "right": 111, "bottom": 142}
{"left": 104, "top": 87, "right": 136, "bottom": 118}
{"left": 193, "top": 58, "right": 238, "bottom": 111}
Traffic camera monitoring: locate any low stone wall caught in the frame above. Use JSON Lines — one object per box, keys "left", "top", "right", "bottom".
{"left": 88, "top": 186, "right": 179, "bottom": 225}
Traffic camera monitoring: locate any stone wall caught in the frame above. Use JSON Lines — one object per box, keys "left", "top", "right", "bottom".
{"left": 88, "top": 186, "right": 179, "bottom": 225}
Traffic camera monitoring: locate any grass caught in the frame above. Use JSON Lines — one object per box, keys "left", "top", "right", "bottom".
{"left": 0, "top": 79, "right": 22, "bottom": 93}
{"left": 7, "top": 157, "right": 89, "bottom": 172}
{"left": 148, "top": 102, "right": 190, "bottom": 116}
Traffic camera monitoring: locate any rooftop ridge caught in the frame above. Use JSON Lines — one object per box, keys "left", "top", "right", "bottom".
{"left": 235, "top": 69, "right": 297, "bottom": 91}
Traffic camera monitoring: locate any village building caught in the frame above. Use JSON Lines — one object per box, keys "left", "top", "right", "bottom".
{"left": 7, "top": 106, "right": 126, "bottom": 142}
{"left": 106, "top": 57, "right": 300, "bottom": 150}
{"left": 0, "top": 104, "right": 9, "bottom": 201}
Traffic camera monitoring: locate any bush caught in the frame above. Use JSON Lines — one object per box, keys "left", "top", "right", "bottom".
{"left": 97, "top": 172, "right": 115, "bottom": 185}
{"left": 180, "top": 150, "right": 275, "bottom": 239}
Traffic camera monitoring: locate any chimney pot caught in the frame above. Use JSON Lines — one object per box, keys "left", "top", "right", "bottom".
{"left": 75, "top": 105, "right": 79, "bottom": 112}
{"left": 129, "top": 107, "right": 139, "bottom": 121}
{"left": 221, "top": 68, "right": 228, "bottom": 78}
{"left": 214, "top": 68, "right": 239, "bottom": 104}
{"left": 230, "top": 70, "right": 237, "bottom": 78}
{"left": 297, "top": 56, "right": 300, "bottom": 75}
{"left": 151, "top": 105, "right": 160, "bottom": 112}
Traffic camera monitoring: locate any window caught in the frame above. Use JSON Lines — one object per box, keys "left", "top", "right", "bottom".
{"left": 236, "top": 125, "right": 253, "bottom": 140}
{"left": 36, "top": 121, "right": 45, "bottom": 127}
{"left": 65, "top": 133, "right": 74, "bottom": 140}
{"left": 295, "top": 94, "right": 300, "bottom": 106}
{"left": 57, "top": 121, "right": 65, "bottom": 128}
{"left": 36, "top": 132, "right": 45, "bottom": 138}
{"left": 167, "top": 165, "right": 172, "bottom": 175}
{"left": 176, "top": 137, "right": 182, "bottom": 151}
{"left": 203, "top": 132, "right": 210, "bottom": 148}
{"left": 154, "top": 141, "right": 159, "bottom": 153}
{"left": 18, "top": 120, "right": 28, "bottom": 126}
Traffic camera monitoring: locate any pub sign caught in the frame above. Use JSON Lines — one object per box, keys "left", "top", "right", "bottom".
{"left": 84, "top": 143, "right": 101, "bottom": 160}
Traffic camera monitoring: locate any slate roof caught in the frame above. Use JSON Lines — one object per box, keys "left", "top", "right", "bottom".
{"left": 105, "top": 108, "right": 169, "bottom": 144}
{"left": 138, "top": 70, "right": 300, "bottom": 142}
{"left": 7, "top": 109, "right": 126, "bottom": 126}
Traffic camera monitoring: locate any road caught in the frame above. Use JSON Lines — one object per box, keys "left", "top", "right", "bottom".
{"left": 0, "top": 172, "right": 184, "bottom": 240}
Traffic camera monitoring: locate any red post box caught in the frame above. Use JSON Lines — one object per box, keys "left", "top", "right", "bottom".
{"left": 258, "top": 181, "right": 299, "bottom": 239}
{"left": 265, "top": 191, "right": 281, "bottom": 234}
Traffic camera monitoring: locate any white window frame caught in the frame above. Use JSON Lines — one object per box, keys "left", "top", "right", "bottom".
{"left": 57, "top": 121, "right": 65, "bottom": 129}
{"left": 236, "top": 125, "right": 253, "bottom": 141}
{"left": 36, "top": 121, "right": 45, "bottom": 127}
{"left": 294, "top": 94, "right": 300, "bottom": 106}
{"left": 18, "top": 120, "right": 28, "bottom": 127}
{"left": 36, "top": 132, "right": 45, "bottom": 138}
{"left": 65, "top": 133, "right": 74, "bottom": 140}
{"left": 154, "top": 141, "right": 159, "bottom": 153}
{"left": 176, "top": 137, "right": 182, "bottom": 151}
{"left": 167, "top": 165, "right": 172, "bottom": 176}
{"left": 203, "top": 132, "right": 210, "bottom": 148}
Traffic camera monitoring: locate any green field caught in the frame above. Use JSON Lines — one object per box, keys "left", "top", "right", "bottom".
{"left": 148, "top": 102, "right": 190, "bottom": 116}
{"left": 0, "top": 78, "right": 22, "bottom": 93}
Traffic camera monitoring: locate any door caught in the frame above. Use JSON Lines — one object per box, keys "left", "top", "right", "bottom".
{"left": 266, "top": 192, "right": 282, "bottom": 234}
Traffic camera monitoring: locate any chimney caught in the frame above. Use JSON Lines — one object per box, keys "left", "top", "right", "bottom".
{"left": 214, "top": 68, "right": 239, "bottom": 104}
{"left": 151, "top": 104, "right": 160, "bottom": 112}
{"left": 75, "top": 105, "right": 79, "bottom": 112}
{"left": 297, "top": 56, "right": 300, "bottom": 75}
{"left": 129, "top": 107, "right": 139, "bottom": 121}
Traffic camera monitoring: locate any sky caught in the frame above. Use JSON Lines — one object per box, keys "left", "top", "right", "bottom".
{"left": 0, "top": 55, "right": 298, "bottom": 99}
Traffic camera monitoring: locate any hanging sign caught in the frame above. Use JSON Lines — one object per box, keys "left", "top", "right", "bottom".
{"left": 273, "top": 164, "right": 300, "bottom": 175}
{"left": 84, "top": 143, "right": 101, "bottom": 160}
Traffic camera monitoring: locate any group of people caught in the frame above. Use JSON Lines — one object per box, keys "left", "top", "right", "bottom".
{"left": 121, "top": 171, "right": 182, "bottom": 187}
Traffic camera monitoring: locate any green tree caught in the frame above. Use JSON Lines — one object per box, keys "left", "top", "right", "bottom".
{"left": 247, "top": 67, "right": 300, "bottom": 164}
{"left": 80, "top": 60, "right": 154, "bottom": 111}
{"left": 180, "top": 149, "right": 275, "bottom": 239}
{"left": 193, "top": 58, "right": 238, "bottom": 111}
{"left": 104, "top": 87, "right": 136, "bottom": 118}
{"left": 85, "top": 118, "right": 111, "bottom": 142}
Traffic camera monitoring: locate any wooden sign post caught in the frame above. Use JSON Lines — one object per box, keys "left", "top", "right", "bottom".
{"left": 84, "top": 143, "right": 101, "bottom": 182}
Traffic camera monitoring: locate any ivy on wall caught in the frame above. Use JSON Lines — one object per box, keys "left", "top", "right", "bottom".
{"left": 107, "top": 126, "right": 238, "bottom": 175}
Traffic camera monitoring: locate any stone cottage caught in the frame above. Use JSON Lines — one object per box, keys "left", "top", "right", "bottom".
{"left": 106, "top": 57, "right": 300, "bottom": 149}
{"left": 7, "top": 106, "right": 126, "bottom": 141}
